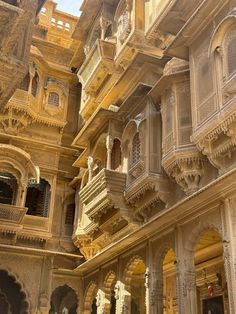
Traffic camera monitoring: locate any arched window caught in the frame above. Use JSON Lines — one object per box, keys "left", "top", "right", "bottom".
{"left": 226, "top": 33, "right": 236, "bottom": 77}
{"left": 48, "top": 92, "right": 60, "bottom": 106}
{"left": 0, "top": 172, "right": 17, "bottom": 205}
{"left": 111, "top": 138, "right": 121, "bottom": 171}
{"left": 19, "top": 72, "right": 30, "bottom": 91}
{"left": 31, "top": 72, "right": 39, "bottom": 97}
{"left": 25, "top": 178, "right": 51, "bottom": 217}
{"left": 131, "top": 133, "right": 141, "bottom": 166}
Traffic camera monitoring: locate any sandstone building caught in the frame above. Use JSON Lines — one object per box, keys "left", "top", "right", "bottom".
{"left": 1, "top": 0, "right": 236, "bottom": 313}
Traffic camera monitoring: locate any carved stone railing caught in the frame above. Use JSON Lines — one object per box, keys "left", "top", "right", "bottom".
{"left": 78, "top": 39, "right": 116, "bottom": 99}
{"left": 80, "top": 168, "right": 127, "bottom": 225}
{"left": 0, "top": 203, "right": 27, "bottom": 223}
{"left": 125, "top": 172, "right": 171, "bottom": 223}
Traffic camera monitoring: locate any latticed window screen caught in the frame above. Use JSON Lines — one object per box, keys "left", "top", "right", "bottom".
{"left": 131, "top": 133, "right": 141, "bottom": 166}
{"left": 198, "top": 60, "right": 213, "bottom": 104}
{"left": 178, "top": 84, "right": 192, "bottom": 146}
{"left": 25, "top": 178, "right": 50, "bottom": 217}
{"left": 227, "top": 35, "right": 236, "bottom": 76}
{"left": 163, "top": 89, "right": 174, "bottom": 153}
{"left": 48, "top": 92, "right": 60, "bottom": 106}
{"left": 31, "top": 73, "right": 39, "bottom": 97}
{"left": 19, "top": 73, "right": 30, "bottom": 91}
{"left": 117, "top": 4, "right": 129, "bottom": 43}
{"left": 197, "top": 56, "right": 215, "bottom": 124}
{"left": 65, "top": 204, "right": 75, "bottom": 225}
{"left": 111, "top": 138, "right": 121, "bottom": 170}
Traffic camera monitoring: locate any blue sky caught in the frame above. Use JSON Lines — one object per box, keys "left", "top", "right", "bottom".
{"left": 56, "top": 0, "right": 83, "bottom": 16}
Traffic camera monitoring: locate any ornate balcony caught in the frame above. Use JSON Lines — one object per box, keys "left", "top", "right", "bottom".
{"left": 125, "top": 172, "right": 171, "bottom": 223}
{"left": 0, "top": 0, "right": 45, "bottom": 109}
{"left": 79, "top": 168, "right": 127, "bottom": 233}
{"left": 0, "top": 203, "right": 27, "bottom": 224}
{"left": 78, "top": 39, "right": 116, "bottom": 107}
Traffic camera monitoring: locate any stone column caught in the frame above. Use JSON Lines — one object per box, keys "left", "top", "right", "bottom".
{"left": 145, "top": 268, "right": 150, "bottom": 313}
{"left": 221, "top": 198, "right": 236, "bottom": 314}
{"left": 87, "top": 156, "right": 94, "bottom": 182}
{"left": 100, "top": 16, "right": 111, "bottom": 40}
{"left": 37, "top": 256, "right": 53, "bottom": 314}
{"left": 106, "top": 135, "right": 113, "bottom": 170}
{"left": 28, "top": 63, "right": 36, "bottom": 93}
{"left": 18, "top": 179, "right": 28, "bottom": 207}
{"left": 176, "top": 227, "right": 197, "bottom": 314}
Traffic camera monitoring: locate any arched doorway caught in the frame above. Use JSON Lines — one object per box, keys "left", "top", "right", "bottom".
{"left": 0, "top": 269, "right": 29, "bottom": 314}
{"left": 49, "top": 284, "right": 78, "bottom": 314}
{"left": 123, "top": 257, "right": 146, "bottom": 314}
{"left": 194, "top": 228, "right": 229, "bottom": 314}
{"left": 163, "top": 249, "right": 178, "bottom": 314}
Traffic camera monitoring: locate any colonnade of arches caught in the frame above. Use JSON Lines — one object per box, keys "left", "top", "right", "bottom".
{"left": 82, "top": 227, "right": 230, "bottom": 314}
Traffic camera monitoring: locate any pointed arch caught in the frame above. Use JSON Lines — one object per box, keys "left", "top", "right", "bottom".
{"left": 83, "top": 281, "right": 98, "bottom": 314}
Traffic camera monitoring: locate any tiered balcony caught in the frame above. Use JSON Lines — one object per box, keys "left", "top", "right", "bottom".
{"left": 79, "top": 168, "right": 127, "bottom": 234}
{"left": 78, "top": 39, "right": 116, "bottom": 111}
{"left": 192, "top": 81, "right": 236, "bottom": 174}
{"left": 0, "top": 0, "right": 45, "bottom": 109}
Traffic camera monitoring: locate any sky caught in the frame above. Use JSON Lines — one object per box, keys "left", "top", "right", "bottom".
{"left": 56, "top": 0, "right": 83, "bottom": 16}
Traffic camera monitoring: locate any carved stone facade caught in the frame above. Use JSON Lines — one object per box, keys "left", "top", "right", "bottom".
{"left": 2, "top": 0, "right": 236, "bottom": 313}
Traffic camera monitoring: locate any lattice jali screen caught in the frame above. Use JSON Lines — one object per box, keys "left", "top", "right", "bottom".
{"left": 196, "top": 54, "right": 216, "bottom": 125}
{"left": 48, "top": 92, "right": 59, "bottom": 106}
{"left": 177, "top": 82, "right": 192, "bottom": 146}
{"left": 131, "top": 133, "right": 141, "bottom": 166}
{"left": 162, "top": 89, "right": 174, "bottom": 153}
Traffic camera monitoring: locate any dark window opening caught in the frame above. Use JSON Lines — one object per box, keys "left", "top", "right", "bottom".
{"left": 0, "top": 172, "right": 17, "bottom": 205}
{"left": 110, "top": 290, "right": 116, "bottom": 314}
{"left": 91, "top": 298, "right": 97, "bottom": 314}
{"left": 203, "top": 295, "right": 224, "bottom": 314}
{"left": 25, "top": 178, "right": 50, "bottom": 217}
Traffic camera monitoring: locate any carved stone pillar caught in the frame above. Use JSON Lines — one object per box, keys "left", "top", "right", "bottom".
{"left": 28, "top": 63, "right": 36, "bottom": 94}
{"left": 221, "top": 199, "right": 236, "bottom": 314}
{"left": 145, "top": 268, "right": 150, "bottom": 313}
{"left": 115, "top": 282, "right": 130, "bottom": 314}
{"left": 96, "top": 290, "right": 105, "bottom": 314}
{"left": 87, "top": 156, "right": 94, "bottom": 182}
{"left": 106, "top": 135, "right": 113, "bottom": 170}
{"left": 18, "top": 180, "right": 28, "bottom": 207}
{"left": 100, "top": 16, "right": 111, "bottom": 40}
{"left": 175, "top": 258, "right": 197, "bottom": 314}
{"left": 176, "top": 226, "right": 197, "bottom": 314}
{"left": 37, "top": 256, "right": 53, "bottom": 314}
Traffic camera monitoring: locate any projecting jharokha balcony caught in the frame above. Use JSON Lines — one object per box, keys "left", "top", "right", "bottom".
{"left": 0, "top": 203, "right": 27, "bottom": 224}
{"left": 79, "top": 169, "right": 127, "bottom": 232}
{"left": 78, "top": 39, "right": 116, "bottom": 95}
